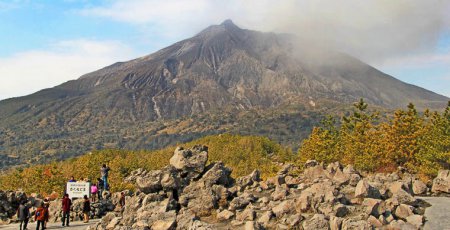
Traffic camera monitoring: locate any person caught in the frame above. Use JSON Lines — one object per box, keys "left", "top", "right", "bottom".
{"left": 82, "top": 195, "right": 91, "bottom": 223}
{"left": 17, "top": 200, "right": 30, "bottom": 230}
{"left": 35, "top": 202, "right": 48, "bottom": 230}
{"left": 91, "top": 183, "right": 98, "bottom": 202}
{"left": 68, "top": 176, "right": 76, "bottom": 182}
{"left": 61, "top": 194, "right": 72, "bottom": 227}
{"left": 97, "top": 178, "right": 104, "bottom": 200}
{"left": 100, "top": 164, "right": 110, "bottom": 190}
{"left": 119, "top": 192, "right": 125, "bottom": 208}
{"left": 43, "top": 198, "right": 50, "bottom": 229}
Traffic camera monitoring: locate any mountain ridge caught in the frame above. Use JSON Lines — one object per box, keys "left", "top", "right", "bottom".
{"left": 0, "top": 20, "right": 448, "bottom": 169}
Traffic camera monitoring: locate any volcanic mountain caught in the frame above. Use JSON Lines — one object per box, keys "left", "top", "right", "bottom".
{"left": 0, "top": 20, "right": 448, "bottom": 169}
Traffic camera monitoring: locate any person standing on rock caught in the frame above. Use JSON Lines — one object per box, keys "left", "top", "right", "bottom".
{"left": 100, "top": 164, "right": 110, "bottom": 190}
{"left": 82, "top": 195, "right": 91, "bottom": 223}
{"left": 61, "top": 194, "right": 72, "bottom": 227}
{"left": 35, "top": 202, "right": 48, "bottom": 230}
{"left": 91, "top": 183, "right": 98, "bottom": 202}
{"left": 17, "top": 200, "right": 30, "bottom": 230}
{"left": 97, "top": 178, "right": 104, "bottom": 200}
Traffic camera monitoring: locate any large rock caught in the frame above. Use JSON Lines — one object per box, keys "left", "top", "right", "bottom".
{"left": 432, "top": 170, "right": 450, "bottom": 193}
{"left": 135, "top": 170, "right": 163, "bottom": 194}
{"left": 302, "top": 214, "right": 329, "bottom": 230}
{"left": 394, "top": 204, "right": 414, "bottom": 220}
{"left": 412, "top": 180, "right": 427, "bottom": 195}
{"left": 169, "top": 145, "right": 208, "bottom": 179}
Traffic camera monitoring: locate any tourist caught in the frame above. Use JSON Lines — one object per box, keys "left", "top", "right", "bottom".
{"left": 43, "top": 198, "right": 50, "bottom": 229}
{"left": 17, "top": 200, "right": 30, "bottom": 230}
{"left": 61, "top": 194, "right": 72, "bottom": 227}
{"left": 82, "top": 195, "right": 91, "bottom": 223}
{"left": 97, "top": 178, "right": 104, "bottom": 200}
{"left": 68, "top": 176, "right": 76, "bottom": 182}
{"left": 119, "top": 192, "right": 125, "bottom": 208}
{"left": 91, "top": 183, "right": 98, "bottom": 202}
{"left": 35, "top": 202, "right": 48, "bottom": 230}
{"left": 100, "top": 164, "right": 110, "bottom": 190}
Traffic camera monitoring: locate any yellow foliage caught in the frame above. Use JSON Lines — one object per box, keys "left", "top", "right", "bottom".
{"left": 0, "top": 134, "right": 291, "bottom": 195}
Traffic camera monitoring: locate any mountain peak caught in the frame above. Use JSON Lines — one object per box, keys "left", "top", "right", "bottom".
{"left": 220, "top": 19, "right": 240, "bottom": 30}
{"left": 221, "top": 19, "right": 236, "bottom": 26}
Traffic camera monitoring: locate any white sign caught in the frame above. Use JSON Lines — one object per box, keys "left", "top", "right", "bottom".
{"left": 66, "top": 182, "right": 90, "bottom": 198}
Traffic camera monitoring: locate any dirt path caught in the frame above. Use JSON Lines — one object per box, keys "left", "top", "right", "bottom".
{"left": 419, "top": 196, "right": 450, "bottom": 230}
{"left": 0, "top": 219, "right": 99, "bottom": 230}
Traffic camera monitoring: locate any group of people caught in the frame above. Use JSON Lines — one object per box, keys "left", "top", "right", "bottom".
{"left": 17, "top": 198, "right": 50, "bottom": 230}
{"left": 16, "top": 164, "right": 112, "bottom": 229}
{"left": 67, "top": 164, "right": 111, "bottom": 203}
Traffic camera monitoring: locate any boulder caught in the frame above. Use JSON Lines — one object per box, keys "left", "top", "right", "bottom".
{"left": 217, "top": 210, "right": 235, "bottom": 221}
{"left": 244, "top": 221, "right": 264, "bottom": 230}
{"left": 169, "top": 145, "right": 208, "bottom": 180}
{"left": 236, "top": 170, "right": 260, "bottom": 190}
{"left": 236, "top": 207, "right": 256, "bottom": 221}
{"left": 394, "top": 204, "right": 414, "bottom": 220}
{"left": 367, "top": 215, "right": 383, "bottom": 228}
{"left": 432, "top": 170, "right": 450, "bottom": 193}
{"left": 412, "top": 180, "right": 427, "bottom": 195}
{"left": 152, "top": 219, "right": 176, "bottom": 230}
{"left": 135, "top": 170, "right": 163, "bottom": 194}
{"left": 406, "top": 214, "right": 423, "bottom": 228}
{"left": 302, "top": 214, "right": 329, "bottom": 230}
{"left": 329, "top": 216, "right": 343, "bottom": 230}
{"left": 272, "top": 200, "right": 292, "bottom": 217}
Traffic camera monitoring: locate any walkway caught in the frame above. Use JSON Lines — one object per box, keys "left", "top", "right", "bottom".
{"left": 0, "top": 219, "right": 100, "bottom": 230}
{"left": 420, "top": 196, "right": 450, "bottom": 230}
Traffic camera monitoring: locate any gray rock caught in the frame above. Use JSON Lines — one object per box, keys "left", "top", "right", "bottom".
{"left": 394, "top": 204, "right": 414, "bottom": 220}
{"left": 302, "top": 214, "right": 329, "bottom": 230}
{"left": 432, "top": 170, "right": 450, "bottom": 193}
{"left": 406, "top": 214, "right": 423, "bottom": 228}
{"left": 217, "top": 210, "right": 235, "bottom": 221}
{"left": 412, "top": 180, "right": 427, "bottom": 195}
{"left": 169, "top": 145, "right": 208, "bottom": 180}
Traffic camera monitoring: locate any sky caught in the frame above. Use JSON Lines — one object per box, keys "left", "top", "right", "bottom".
{"left": 0, "top": 0, "right": 449, "bottom": 100}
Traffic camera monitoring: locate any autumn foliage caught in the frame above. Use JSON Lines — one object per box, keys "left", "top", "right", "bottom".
{"left": 0, "top": 134, "right": 292, "bottom": 195}
{"left": 298, "top": 99, "right": 450, "bottom": 178}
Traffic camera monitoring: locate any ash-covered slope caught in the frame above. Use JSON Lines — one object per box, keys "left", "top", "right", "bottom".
{"left": 0, "top": 20, "right": 447, "bottom": 122}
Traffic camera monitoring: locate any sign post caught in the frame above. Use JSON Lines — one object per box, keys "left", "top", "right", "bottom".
{"left": 66, "top": 182, "right": 90, "bottom": 198}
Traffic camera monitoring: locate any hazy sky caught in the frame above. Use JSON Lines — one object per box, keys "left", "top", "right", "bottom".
{"left": 1, "top": 0, "right": 449, "bottom": 100}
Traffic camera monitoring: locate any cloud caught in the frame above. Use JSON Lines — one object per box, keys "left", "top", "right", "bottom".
{"left": 378, "top": 52, "right": 450, "bottom": 69}
{"left": 0, "top": 39, "right": 135, "bottom": 100}
{"left": 79, "top": 0, "right": 450, "bottom": 62}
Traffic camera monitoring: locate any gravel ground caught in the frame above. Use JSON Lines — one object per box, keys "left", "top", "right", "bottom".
{"left": 419, "top": 196, "right": 450, "bottom": 230}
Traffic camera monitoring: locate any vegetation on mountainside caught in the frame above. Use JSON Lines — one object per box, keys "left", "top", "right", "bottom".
{"left": 0, "top": 104, "right": 320, "bottom": 170}
{"left": 0, "top": 134, "right": 292, "bottom": 196}
{"left": 298, "top": 99, "right": 450, "bottom": 179}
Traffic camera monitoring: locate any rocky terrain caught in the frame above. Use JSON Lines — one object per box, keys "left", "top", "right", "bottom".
{"left": 1, "top": 20, "right": 448, "bottom": 170}
{"left": 79, "top": 145, "right": 449, "bottom": 230}
{"left": 1, "top": 145, "right": 450, "bottom": 229}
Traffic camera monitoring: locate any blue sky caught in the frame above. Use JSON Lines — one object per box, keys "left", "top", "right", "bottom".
{"left": 1, "top": 0, "right": 449, "bottom": 100}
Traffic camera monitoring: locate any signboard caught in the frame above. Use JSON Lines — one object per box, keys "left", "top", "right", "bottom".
{"left": 66, "top": 182, "right": 90, "bottom": 198}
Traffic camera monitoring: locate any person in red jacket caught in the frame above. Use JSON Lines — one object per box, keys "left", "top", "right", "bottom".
{"left": 61, "top": 194, "right": 72, "bottom": 227}
{"left": 35, "top": 202, "right": 48, "bottom": 230}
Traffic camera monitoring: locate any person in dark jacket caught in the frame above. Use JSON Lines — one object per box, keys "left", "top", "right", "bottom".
{"left": 100, "top": 164, "right": 110, "bottom": 190}
{"left": 97, "top": 178, "right": 104, "bottom": 200}
{"left": 43, "top": 198, "right": 50, "bottom": 229}
{"left": 35, "top": 202, "right": 48, "bottom": 230}
{"left": 17, "top": 200, "right": 30, "bottom": 230}
{"left": 82, "top": 195, "right": 91, "bottom": 223}
{"left": 61, "top": 194, "right": 72, "bottom": 227}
